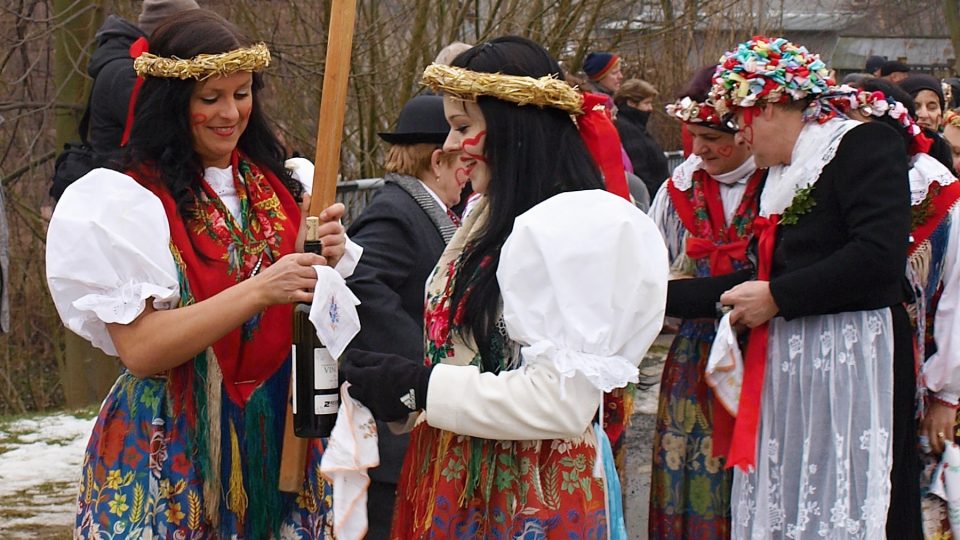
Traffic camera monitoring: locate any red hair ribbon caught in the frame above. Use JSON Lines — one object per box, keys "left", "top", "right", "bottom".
{"left": 578, "top": 92, "right": 631, "bottom": 201}
{"left": 120, "top": 36, "right": 149, "bottom": 147}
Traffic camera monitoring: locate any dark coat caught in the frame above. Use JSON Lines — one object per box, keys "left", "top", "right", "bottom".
{"left": 767, "top": 122, "right": 910, "bottom": 317}
{"left": 346, "top": 177, "right": 452, "bottom": 485}
{"left": 616, "top": 105, "right": 669, "bottom": 196}
{"left": 667, "top": 121, "right": 911, "bottom": 319}
{"left": 86, "top": 16, "right": 145, "bottom": 156}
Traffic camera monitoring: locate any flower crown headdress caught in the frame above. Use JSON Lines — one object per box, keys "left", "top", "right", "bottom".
{"left": 133, "top": 42, "right": 271, "bottom": 80}
{"left": 814, "top": 85, "right": 931, "bottom": 154}
{"left": 945, "top": 110, "right": 960, "bottom": 129}
{"left": 710, "top": 36, "right": 833, "bottom": 115}
{"left": 665, "top": 96, "right": 734, "bottom": 132}
{"left": 420, "top": 63, "right": 583, "bottom": 114}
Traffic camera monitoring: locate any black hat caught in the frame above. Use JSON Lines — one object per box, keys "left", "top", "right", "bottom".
{"left": 899, "top": 73, "right": 945, "bottom": 111}
{"left": 378, "top": 95, "right": 450, "bottom": 145}
{"left": 879, "top": 60, "right": 909, "bottom": 76}
{"left": 864, "top": 55, "right": 886, "bottom": 73}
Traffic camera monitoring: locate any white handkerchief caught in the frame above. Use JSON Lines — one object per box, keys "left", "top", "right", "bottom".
{"left": 930, "top": 441, "right": 960, "bottom": 537}
{"left": 320, "top": 383, "right": 379, "bottom": 540}
{"left": 308, "top": 265, "right": 361, "bottom": 359}
{"left": 706, "top": 313, "right": 743, "bottom": 415}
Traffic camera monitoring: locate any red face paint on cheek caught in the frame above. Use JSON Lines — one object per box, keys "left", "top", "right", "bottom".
{"left": 460, "top": 130, "right": 487, "bottom": 162}
{"left": 191, "top": 113, "right": 208, "bottom": 125}
{"left": 740, "top": 126, "right": 754, "bottom": 146}
{"left": 716, "top": 144, "right": 734, "bottom": 158}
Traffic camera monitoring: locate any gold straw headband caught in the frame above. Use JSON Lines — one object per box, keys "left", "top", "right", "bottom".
{"left": 134, "top": 43, "right": 271, "bottom": 80}
{"left": 421, "top": 63, "right": 583, "bottom": 115}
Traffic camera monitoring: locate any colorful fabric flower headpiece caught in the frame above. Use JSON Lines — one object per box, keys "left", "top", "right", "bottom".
{"left": 665, "top": 96, "right": 734, "bottom": 133}
{"left": 945, "top": 110, "right": 960, "bottom": 129}
{"left": 710, "top": 36, "right": 833, "bottom": 115}
{"left": 817, "top": 85, "right": 931, "bottom": 154}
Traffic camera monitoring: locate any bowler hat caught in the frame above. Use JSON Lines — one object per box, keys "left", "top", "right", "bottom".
{"left": 378, "top": 95, "right": 450, "bottom": 145}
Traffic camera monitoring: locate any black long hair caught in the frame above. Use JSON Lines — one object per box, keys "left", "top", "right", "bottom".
{"left": 119, "top": 9, "right": 301, "bottom": 221}
{"left": 447, "top": 36, "right": 605, "bottom": 370}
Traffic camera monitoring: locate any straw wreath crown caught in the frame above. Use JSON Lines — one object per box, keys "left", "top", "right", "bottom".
{"left": 421, "top": 63, "right": 583, "bottom": 115}
{"left": 134, "top": 42, "right": 271, "bottom": 80}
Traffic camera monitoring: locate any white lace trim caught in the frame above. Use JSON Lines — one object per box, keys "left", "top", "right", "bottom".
{"left": 670, "top": 154, "right": 704, "bottom": 191}
{"left": 521, "top": 340, "right": 639, "bottom": 394}
{"left": 760, "top": 119, "right": 860, "bottom": 217}
{"left": 71, "top": 281, "right": 179, "bottom": 356}
{"left": 910, "top": 153, "right": 958, "bottom": 206}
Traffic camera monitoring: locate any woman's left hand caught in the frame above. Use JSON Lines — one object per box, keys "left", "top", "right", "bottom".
{"left": 921, "top": 399, "right": 958, "bottom": 454}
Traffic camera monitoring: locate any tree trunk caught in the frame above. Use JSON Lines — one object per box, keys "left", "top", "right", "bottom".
{"left": 944, "top": 0, "right": 960, "bottom": 76}
{"left": 53, "top": 0, "right": 118, "bottom": 408}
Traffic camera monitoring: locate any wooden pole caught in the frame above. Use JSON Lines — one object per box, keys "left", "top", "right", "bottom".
{"left": 278, "top": 0, "right": 358, "bottom": 493}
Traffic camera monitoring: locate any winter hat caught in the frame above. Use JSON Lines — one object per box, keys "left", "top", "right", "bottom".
{"left": 864, "top": 55, "right": 886, "bottom": 73}
{"left": 879, "top": 60, "right": 909, "bottom": 77}
{"left": 378, "top": 95, "right": 450, "bottom": 145}
{"left": 899, "top": 73, "right": 945, "bottom": 111}
{"left": 138, "top": 0, "right": 200, "bottom": 35}
{"left": 583, "top": 52, "right": 620, "bottom": 81}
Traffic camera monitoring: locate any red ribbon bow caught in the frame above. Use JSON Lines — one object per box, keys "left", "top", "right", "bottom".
{"left": 685, "top": 237, "right": 749, "bottom": 276}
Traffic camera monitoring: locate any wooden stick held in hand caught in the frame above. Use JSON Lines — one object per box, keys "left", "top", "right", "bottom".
{"left": 278, "top": 0, "right": 358, "bottom": 494}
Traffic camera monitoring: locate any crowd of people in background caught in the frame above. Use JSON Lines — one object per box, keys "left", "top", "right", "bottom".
{"left": 40, "top": 1, "right": 960, "bottom": 538}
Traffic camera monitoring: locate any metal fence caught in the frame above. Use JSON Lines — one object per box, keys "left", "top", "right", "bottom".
{"left": 337, "top": 150, "right": 686, "bottom": 226}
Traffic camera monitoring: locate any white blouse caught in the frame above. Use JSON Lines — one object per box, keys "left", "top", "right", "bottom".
{"left": 46, "top": 163, "right": 361, "bottom": 357}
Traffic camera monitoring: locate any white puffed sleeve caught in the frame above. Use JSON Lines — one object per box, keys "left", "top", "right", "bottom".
{"left": 46, "top": 169, "right": 179, "bottom": 356}
{"left": 425, "top": 190, "right": 669, "bottom": 440}
{"left": 923, "top": 204, "right": 960, "bottom": 404}
{"left": 285, "top": 157, "right": 362, "bottom": 278}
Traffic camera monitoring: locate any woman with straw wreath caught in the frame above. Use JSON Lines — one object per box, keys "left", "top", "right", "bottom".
{"left": 46, "top": 10, "right": 358, "bottom": 538}
{"left": 341, "top": 36, "right": 668, "bottom": 538}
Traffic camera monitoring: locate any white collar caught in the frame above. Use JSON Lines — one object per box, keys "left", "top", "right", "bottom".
{"left": 713, "top": 155, "right": 757, "bottom": 185}
{"left": 418, "top": 179, "right": 447, "bottom": 210}
{"left": 909, "top": 153, "right": 957, "bottom": 205}
{"left": 760, "top": 118, "right": 860, "bottom": 217}
{"left": 670, "top": 154, "right": 756, "bottom": 190}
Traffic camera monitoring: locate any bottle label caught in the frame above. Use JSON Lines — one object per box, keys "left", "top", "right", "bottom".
{"left": 314, "top": 348, "right": 339, "bottom": 390}
{"left": 291, "top": 344, "right": 297, "bottom": 414}
{"left": 315, "top": 394, "right": 339, "bottom": 415}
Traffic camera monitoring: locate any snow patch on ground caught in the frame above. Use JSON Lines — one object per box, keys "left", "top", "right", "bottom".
{"left": 0, "top": 412, "right": 95, "bottom": 538}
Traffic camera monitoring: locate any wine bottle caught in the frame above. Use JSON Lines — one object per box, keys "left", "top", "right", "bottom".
{"left": 292, "top": 216, "right": 339, "bottom": 438}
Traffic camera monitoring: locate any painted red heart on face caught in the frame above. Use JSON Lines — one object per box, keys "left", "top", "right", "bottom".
{"left": 716, "top": 144, "right": 734, "bottom": 158}
{"left": 740, "top": 126, "right": 754, "bottom": 146}
{"left": 455, "top": 165, "right": 473, "bottom": 184}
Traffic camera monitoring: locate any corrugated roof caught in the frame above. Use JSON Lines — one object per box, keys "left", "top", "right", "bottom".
{"left": 832, "top": 36, "right": 955, "bottom": 70}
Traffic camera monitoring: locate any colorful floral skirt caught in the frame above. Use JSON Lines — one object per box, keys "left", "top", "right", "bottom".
{"left": 649, "top": 321, "right": 731, "bottom": 540}
{"left": 75, "top": 367, "right": 332, "bottom": 539}
{"left": 392, "top": 422, "right": 609, "bottom": 539}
